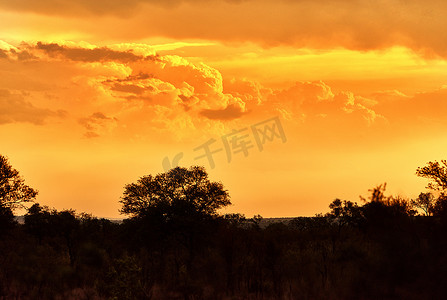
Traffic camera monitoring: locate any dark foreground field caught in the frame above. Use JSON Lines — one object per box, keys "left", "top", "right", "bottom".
{"left": 2, "top": 201, "right": 447, "bottom": 300}
{"left": 2, "top": 161, "right": 447, "bottom": 299}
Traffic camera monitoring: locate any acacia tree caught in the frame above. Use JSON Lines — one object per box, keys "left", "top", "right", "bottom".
{"left": 0, "top": 155, "right": 37, "bottom": 210}
{"left": 120, "top": 166, "right": 231, "bottom": 286}
{"left": 416, "top": 160, "right": 447, "bottom": 217}
{"left": 120, "top": 166, "right": 231, "bottom": 219}
{"left": 416, "top": 160, "right": 447, "bottom": 191}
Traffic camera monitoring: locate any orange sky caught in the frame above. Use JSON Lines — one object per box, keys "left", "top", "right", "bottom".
{"left": 1, "top": 0, "right": 447, "bottom": 217}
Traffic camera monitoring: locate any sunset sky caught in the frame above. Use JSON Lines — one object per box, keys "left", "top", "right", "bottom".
{"left": 1, "top": 0, "right": 447, "bottom": 218}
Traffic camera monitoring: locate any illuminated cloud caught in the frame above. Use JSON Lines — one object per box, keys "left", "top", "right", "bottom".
{"left": 223, "top": 78, "right": 265, "bottom": 107}
{"left": 2, "top": 40, "right": 444, "bottom": 143}
{"left": 0, "top": 41, "right": 392, "bottom": 141}
{"left": 264, "top": 81, "right": 384, "bottom": 127}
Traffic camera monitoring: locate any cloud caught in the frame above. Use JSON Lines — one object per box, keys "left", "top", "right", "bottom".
{"left": 0, "top": 47, "right": 39, "bottom": 62}
{"left": 0, "top": 49, "right": 7, "bottom": 59}
{"left": 223, "top": 78, "right": 265, "bottom": 107}
{"left": 15, "top": 50, "right": 38, "bottom": 61}
{"left": 110, "top": 83, "right": 150, "bottom": 95}
{"left": 0, "top": 0, "right": 192, "bottom": 16}
{"left": 0, "top": 0, "right": 146, "bottom": 16}
{"left": 374, "top": 86, "right": 447, "bottom": 124}
{"left": 3, "top": 0, "right": 447, "bottom": 58}
{"left": 104, "top": 73, "right": 156, "bottom": 100}
{"left": 78, "top": 112, "right": 118, "bottom": 138}
{"left": 35, "top": 42, "right": 152, "bottom": 63}
{"left": 0, "top": 40, "right": 414, "bottom": 141}
{"left": 0, "top": 89, "right": 64, "bottom": 125}
{"left": 200, "top": 103, "right": 247, "bottom": 120}
{"left": 262, "top": 81, "right": 384, "bottom": 127}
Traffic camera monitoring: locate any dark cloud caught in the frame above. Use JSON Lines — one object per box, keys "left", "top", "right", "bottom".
{"left": 111, "top": 83, "right": 150, "bottom": 95}
{"left": 0, "top": 0, "right": 370, "bottom": 17}
{"left": 124, "top": 95, "right": 153, "bottom": 101}
{"left": 84, "top": 131, "right": 100, "bottom": 138}
{"left": 78, "top": 112, "right": 118, "bottom": 137}
{"left": 106, "top": 73, "right": 153, "bottom": 83}
{"left": 16, "top": 50, "right": 38, "bottom": 61}
{"left": 2, "top": 1, "right": 447, "bottom": 59}
{"left": 35, "top": 42, "right": 154, "bottom": 63}
{"left": 0, "top": 0, "right": 137, "bottom": 16}
{"left": 0, "top": 89, "right": 64, "bottom": 125}
{"left": 200, "top": 103, "right": 246, "bottom": 120}
{"left": 0, "top": 48, "right": 39, "bottom": 61}
{"left": 105, "top": 73, "right": 156, "bottom": 97}
{"left": 0, "top": 0, "right": 187, "bottom": 16}
{"left": 178, "top": 94, "right": 199, "bottom": 110}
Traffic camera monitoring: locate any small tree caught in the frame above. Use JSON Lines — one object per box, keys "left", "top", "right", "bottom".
{"left": 0, "top": 155, "right": 37, "bottom": 210}
{"left": 120, "top": 166, "right": 231, "bottom": 285}
{"left": 359, "top": 184, "right": 415, "bottom": 223}
{"left": 359, "top": 183, "right": 389, "bottom": 203}
{"left": 411, "top": 192, "right": 435, "bottom": 216}
{"left": 327, "top": 198, "right": 363, "bottom": 227}
{"left": 120, "top": 166, "right": 231, "bottom": 219}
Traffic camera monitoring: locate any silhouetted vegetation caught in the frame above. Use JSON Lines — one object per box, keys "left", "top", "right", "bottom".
{"left": 2, "top": 158, "right": 447, "bottom": 299}
{"left": 0, "top": 155, "right": 37, "bottom": 210}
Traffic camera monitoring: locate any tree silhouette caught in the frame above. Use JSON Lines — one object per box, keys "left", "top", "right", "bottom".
{"left": 416, "top": 160, "right": 447, "bottom": 191}
{"left": 0, "top": 204, "right": 15, "bottom": 235}
{"left": 120, "top": 166, "right": 231, "bottom": 218}
{"left": 0, "top": 155, "right": 37, "bottom": 210}
{"left": 359, "top": 183, "right": 389, "bottom": 203}
{"left": 327, "top": 198, "right": 363, "bottom": 227}
{"left": 411, "top": 192, "right": 435, "bottom": 216}
{"left": 24, "top": 203, "right": 52, "bottom": 244}
{"left": 415, "top": 160, "right": 447, "bottom": 218}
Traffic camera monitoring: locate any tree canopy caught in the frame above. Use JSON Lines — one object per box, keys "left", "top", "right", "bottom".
{"left": 120, "top": 166, "right": 231, "bottom": 218}
{"left": 0, "top": 155, "right": 37, "bottom": 210}
{"left": 416, "top": 160, "right": 447, "bottom": 191}
{"left": 415, "top": 160, "right": 447, "bottom": 217}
